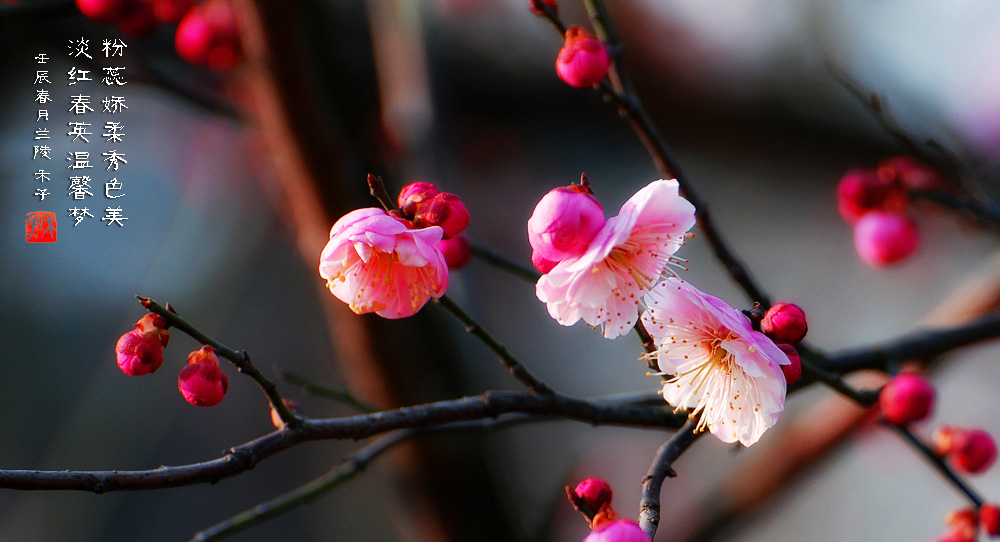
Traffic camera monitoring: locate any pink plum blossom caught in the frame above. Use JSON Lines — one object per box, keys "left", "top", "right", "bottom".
{"left": 536, "top": 180, "right": 695, "bottom": 339}
{"left": 319, "top": 208, "right": 449, "bottom": 319}
{"left": 583, "top": 520, "right": 650, "bottom": 542}
{"left": 528, "top": 185, "right": 605, "bottom": 262}
{"left": 641, "top": 278, "right": 789, "bottom": 446}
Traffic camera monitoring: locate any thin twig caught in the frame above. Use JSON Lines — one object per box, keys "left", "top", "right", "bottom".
{"left": 191, "top": 412, "right": 586, "bottom": 541}
{"left": 470, "top": 243, "right": 541, "bottom": 282}
{"left": 190, "top": 430, "right": 412, "bottom": 542}
{"left": 799, "top": 360, "right": 878, "bottom": 406}
{"left": 638, "top": 418, "right": 704, "bottom": 539}
{"left": 274, "top": 367, "right": 379, "bottom": 413}
{"left": 434, "top": 294, "right": 552, "bottom": 395}
{"left": 138, "top": 297, "right": 299, "bottom": 428}
{"left": 882, "top": 421, "right": 985, "bottom": 508}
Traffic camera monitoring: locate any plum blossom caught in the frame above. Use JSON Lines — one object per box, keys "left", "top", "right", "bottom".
{"left": 319, "top": 208, "right": 448, "bottom": 319}
{"left": 536, "top": 179, "right": 695, "bottom": 339}
{"left": 641, "top": 278, "right": 789, "bottom": 446}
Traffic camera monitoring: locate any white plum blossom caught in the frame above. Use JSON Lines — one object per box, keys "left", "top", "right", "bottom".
{"left": 535, "top": 179, "right": 696, "bottom": 339}
{"left": 641, "top": 278, "right": 789, "bottom": 446}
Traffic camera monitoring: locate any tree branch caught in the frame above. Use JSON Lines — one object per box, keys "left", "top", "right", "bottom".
{"left": 818, "top": 310, "right": 1000, "bottom": 375}
{"left": 433, "top": 295, "right": 552, "bottom": 395}
{"left": 638, "top": 418, "right": 704, "bottom": 540}
{"left": 0, "top": 390, "right": 684, "bottom": 492}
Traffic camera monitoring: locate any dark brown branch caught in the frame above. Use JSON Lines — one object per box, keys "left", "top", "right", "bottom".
{"left": 818, "top": 310, "right": 1000, "bottom": 375}
{"left": 638, "top": 419, "right": 704, "bottom": 539}
{"left": 0, "top": 390, "right": 684, "bottom": 492}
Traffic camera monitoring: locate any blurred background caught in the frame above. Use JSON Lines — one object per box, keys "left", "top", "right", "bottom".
{"left": 1, "top": 0, "right": 1000, "bottom": 540}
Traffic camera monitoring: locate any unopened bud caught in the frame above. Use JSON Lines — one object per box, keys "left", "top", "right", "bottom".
{"left": 76, "top": 0, "right": 123, "bottom": 22}
{"left": 980, "top": 503, "right": 1000, "bottom": 536}
{"left": 556, "top": 27, "right": 610, "bottom": 88}
{"left": 398, "top": 181, "right": 440, "bottom": 216}
{"left": 950, "top": 429, "right": 997, "bottom": 474}
{"left": 584, "top": 519, "right": 651, "bottom": 542}
{"left": 761, "top": 302, "right": 807, "bottom": 344}
{"left": 878, "top": 373, "right": 935, "bottom": 426}
{"left": 836, "top": 168, "right": 893, "bottom": 223}
{"left": 115, "top": 313, "right": 170, "bottom": 376}
{"left": 528, "top": 185, "right": 605, "bottom": 262}
{"left": 574, "top": 477, "right": 613, "bottom": 515}
{"left": 413, "top": 192, "right": 470, "bottom": 239}
{"left": 178, "top": 346, "right": 229, "bottom": 407}
{"left": 877, "top": 155, "right": 940, "bottom": 191}
{"left": 437, "top": 233, "right": 472, "bottom": 270}
{"left": 175, "top": 0, "right": 242, "bottom": 72}
{"left": 853, "top": 211, "right": 920, "bottom": 267}
{"left": 777, "top": 344, "right": 801, "bottom": 385}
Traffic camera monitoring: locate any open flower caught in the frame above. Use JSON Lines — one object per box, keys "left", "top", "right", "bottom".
{"left": 319, "top": 208, "right": 449, "bottom": 319}
{"left": 641, "top": 278, "right": 789, "bottom": 446}
{"left": 536, "top": 180, "right": 696, "bottom": 339}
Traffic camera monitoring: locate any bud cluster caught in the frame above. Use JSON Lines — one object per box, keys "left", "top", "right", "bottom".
{"left": 115, "top": 313, "right": 230, "bottom": 407}
{"left": 758, "top": 302, "right": 807, "bottom": 385}
{"left": 835, "top": 156, "right": 941, "bottom": 267}
{"left": 934, "top": 503, "right": 1000, "bottom": 542}
{"left": 75, "top": 0, "right": 242, "bottom": 72}
{"left": 396, "top": 181, "right": 472, "bottom": 270}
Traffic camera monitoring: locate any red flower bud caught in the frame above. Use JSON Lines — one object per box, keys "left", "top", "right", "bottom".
{"left": 116, "top": 330, "right": 164, "bottom": 376}
{"left": 556, "top": 27, "right": 610, "bottom": 88}
{"left": 413, "top": 192, "right": 470, "bottom": 239}
{"left": 836, "top": 168, "right": 893, "bottom": 223}
{"left": 777, "top": 343, "right": 801, "bottom": 385}
{"left": 76, "top": 0, "right": 124, "bottom": 21}
{"left": 980, "top": 503, "right": 1000, "bottom": 536}
{"left": 878, "top": 373, "right": 935, "bottom": 426}
{"left": 574, "top": 477, "right": 613, "bottom": 514}
{"left": 115, "top": 313, "right": 170, "bottom": 376}
{"left": 178, "top": 346, "right": 228, "bottom": 407}
{"left": 152, "top": 0, "right": 192, "bottom": 24}
{"left": 437, "top": 233, "right": 472, "bottom": 270}
{"left": 115, "top": 0, "right": 158, "bottom": 37}
{"left": 175, "top": 0, "right": 242, "bottom": 71}
{"left": 949, "top": 429, "right": 997, "bottom": 474}
{"left": 398, "top": 182, "right": 440, "bottom": 216}
{"left": 584, "top": 519, "right": 651, "bottom": 542}
{"left": 761, "top": 302, "right": 807, "bottom": 344}
{"left": 877, "top": 155, "right": 940, "bottom": 191}
{"left": 528, "top": 185, "right": 605, "bottom": 262}
{"left": 853, "top": 211, "right": 920, "bottom": 267}
{"left": 944, "top": 508, "right": 978, "bottom": 542}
